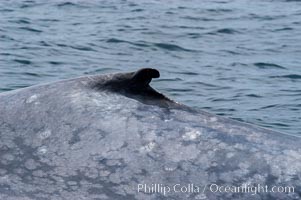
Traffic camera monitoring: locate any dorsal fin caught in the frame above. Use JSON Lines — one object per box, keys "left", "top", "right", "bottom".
{"left": 129, "top": 68, "right": 160, "bottom": 89}
{"left": 93, "top": 68, "right": 182, "bottom": 107}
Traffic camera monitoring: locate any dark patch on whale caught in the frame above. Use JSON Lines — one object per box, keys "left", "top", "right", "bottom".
{"left": 93, "top": 68, "right": 183, "bottom": 108}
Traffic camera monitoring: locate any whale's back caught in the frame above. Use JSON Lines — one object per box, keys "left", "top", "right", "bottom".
{"left": 0, "top": 71, "right": 300, "bottom": 200}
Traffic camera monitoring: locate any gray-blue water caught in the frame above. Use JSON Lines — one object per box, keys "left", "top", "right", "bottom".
{"left": 0, "top": 0, "right": 301, "bottom": 135}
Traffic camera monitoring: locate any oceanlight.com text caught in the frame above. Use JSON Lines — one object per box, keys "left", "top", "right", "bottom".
{"left": 137, "top": 183, "right": 295, "bottom": 196}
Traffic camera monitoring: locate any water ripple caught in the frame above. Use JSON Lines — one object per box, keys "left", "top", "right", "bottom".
{"left": 9, "top": 19, "right": 31, "bottom": 24}
{"left": 106, "top": 38, "right": 195, "bottom": 52}
{"left": 154, "top": 43, "right": 195, "bottom": 52}
{"left": 56, "top": 2, "right": 77, "bottom": 7}
{"left": 246, "top": 94, "right": 262, "bottom": 98}
{"left": 70, "top": 45, "right": 96, "bottom": 52}
{"left": 19, "top": 27, "right": 42, "bottom": 33}
{"left": 254, "top": 62, "right": 286, "bottom": 69}
{"left": 270, "top": 74, "right": 301, "bottom": 80}
{"left": 208, "top": 28, "right": 240, "bottom": 35}
{"left": 13, "top": 59, "right": 31, "bottom": 65}
{"left": 23, "top": 72, "right": 42, "bottom": 77}
{"left": 206, "top": 8, "right": 233, "bottom": 13}
{"left": 0, "top": 0, "right": 300, "bottom": 135}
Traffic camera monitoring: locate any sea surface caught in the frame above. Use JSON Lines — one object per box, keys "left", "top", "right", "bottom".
{"left": 0, "top": 0, "right": 301, "bottom": 135}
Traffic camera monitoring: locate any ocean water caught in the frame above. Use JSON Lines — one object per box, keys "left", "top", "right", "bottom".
{"left": 0, "top": 0, "right": 301, "bottom": 135}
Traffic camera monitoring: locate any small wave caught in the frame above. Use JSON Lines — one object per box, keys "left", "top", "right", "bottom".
{"left": 106, "top": 38, "right": 126, "bottom": 43}
{"left": 187, "top": 33, "right": 202, "bottom": 39}
{"left": 217, "top": 28, "right": 239, "bottom": 34}
{"left": 56, "top": 2, "right": 77, "bottom": 7}
{"left": 56, "top": 2, "right": 89, "bottom": 9}
{"left": 174, "top": 71, "right": 200, "bottom": 75}
{"left": 0, "top": 8, "right": 14, "bottom": 12}
{"left": 248, "top": 14, "right": 285, "bottom": 21}
{"left": 216, "top": 108, "right": 236, "bottom": 112}
{"left": 57, "top": 43, "right": 68, "bottom": 47}
{"left": 39, "top": 18, "right": 60, "bottom": 22}
{"left": 131, "top": 8, "right": 144, "bottom": 12}
{"left": 165, "top": 88, "right": 195, "bottom": 92}
{"left": 231, "top": 117, "right": 244, "bottom": 122}
{"left": 220, "top": 50, "right": 240, "bottom": 55}
{"left": 188, "top": 81, "right": 218, "bottom": 88}
{"left": 6, "top": 84, "right": 30, "bottom": 89}
{"left": 71, "top": 22, "right": 82, "bottom": 26}
{"left": 270, "top": 74, "right": 301, "bottom": 80}
{"left": 177, "top": 6, "right": 187, "bottom": 9}
{"left": 20, "top": 4, "right": 34, "bottom": 8}
{"left": 177, "top": 25, "right": 204, "bottom": 30}
{"left": 0, "top": 53, "right": 11, "bottom": 56}
{"left": 207, "top": 86, "right": 232, "bottom": 90}
{"left": 273, "top": 27, "right": 293, "bottom": 32}
{"left": 154, "top": 43, "right": 193, "bottom": 52}
{"left": 0, "top": 88, "right": 12, "bottom": 92}
{"left": 14, "top": 59, "right": 31, "bottom": 65}
{"left": 211, "top": 98, "right": 237, "bottom": 102}
{"left": 39, "top": 41, "right": 51, "bottom": 47}
{"left": 48, "top": 61, "right": 64, "bottom": 65}
{"left": 1, "top": 33, "right": 10, "bottom": 39}
{"left": 19, "top": 1, "right": 45, "bottom": 9}
{"left": 254, "top": 62, "right": 286, "bottom": 69}
{"left": 206, "top": 8, "right": 233, "bottom": 13}
{"left": 231, "top": 62, "right": 248, "bottom": 67}
{"left": 246, "top": 94, "right": 262, "bottom": 98}
{"left": 269, "top": 122, "right": 290, "bottom": 127}
{"left": 280, "top": 89, "right": 301, "bottom": 93}
{"left": 106, "top": 38, "right": 150, "bottom": 47}
{"left": 19, "top": 27, "right": 42, "bottom": 33}
{"left": 19, "top": 19, "right": 30, "bottom": 24}
{"left": 70, "top": 45, "right": 96, "bottom": 52}
{"left": 208, "top": 28, "right": 240, "bottom": 35}
{"left": 260, "top": 104, "right": 279, "bottom": 109}
{"left": 165, "top": 11, "right": 174, "bottom": 15}
{"left": 24, "top": 72, "right": 41, "bottom": 77}
{"left": 181, "top": 16, "right": 215, "bottom": 21}
{"left": 10, "top": 19, "right": 31, "bottom": 24}
{"left": 128, "top": 2, "right": 138, "bottom": 7}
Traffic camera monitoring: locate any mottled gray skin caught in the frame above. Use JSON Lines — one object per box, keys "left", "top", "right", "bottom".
{"left": 0, "top": 70, "right": 301, "bottom": 200}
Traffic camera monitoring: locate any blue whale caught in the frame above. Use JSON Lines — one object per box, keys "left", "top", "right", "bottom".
{"left": 0, "top": 69, "right": 300, "bottom": 200}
